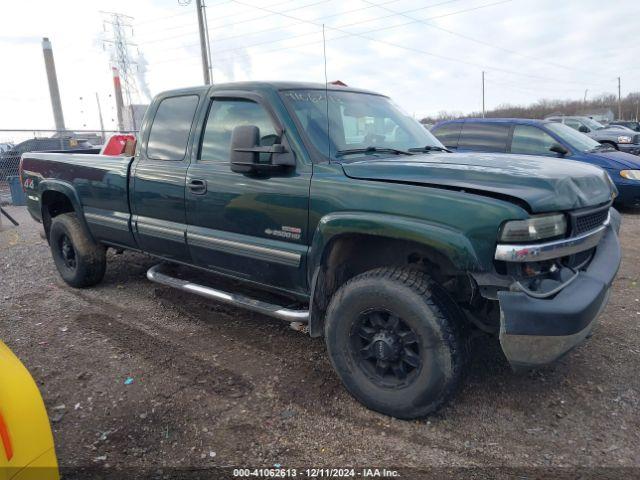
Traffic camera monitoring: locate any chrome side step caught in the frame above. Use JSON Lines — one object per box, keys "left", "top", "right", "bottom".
{"left": 146, "top": 264, "right": 309, "bottom": 323}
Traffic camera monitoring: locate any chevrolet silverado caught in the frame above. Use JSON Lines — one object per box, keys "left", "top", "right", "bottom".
{"left": 20, "top": 82, "right": 621, "bottom": 418}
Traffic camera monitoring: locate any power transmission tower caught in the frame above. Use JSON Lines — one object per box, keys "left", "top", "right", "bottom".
{"left": 102, "top": 11, "right": 139, "bottom": 129}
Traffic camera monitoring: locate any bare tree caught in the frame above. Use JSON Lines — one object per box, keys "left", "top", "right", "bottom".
{"left": 421, "top": 92, "right": 640, "bottom": 125}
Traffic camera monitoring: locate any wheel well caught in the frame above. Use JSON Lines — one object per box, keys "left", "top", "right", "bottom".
{"left": 41, "top": 190, "right": 74, "bottom": 240}
{"left": 309, "top": 234, "right": 473, "bottom": 336}
{"left": 600, "top": 140, "right": 618, "bottom": 149}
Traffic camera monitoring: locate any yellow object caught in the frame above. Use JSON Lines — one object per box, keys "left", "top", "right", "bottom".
{"left": 0, "top": 341, "right": 59, "bottom": 480}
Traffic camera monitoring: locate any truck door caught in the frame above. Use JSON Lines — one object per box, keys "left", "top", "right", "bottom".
{"left": 185, "top": 93, "right": 311, "bottom": 295}
{"left": 131, "top": 93, "right": 201, "bottom": 262}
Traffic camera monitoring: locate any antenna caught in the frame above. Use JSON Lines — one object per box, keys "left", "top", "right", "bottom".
{"left": 322, "top": 24, "right": 330, "bottom": 160}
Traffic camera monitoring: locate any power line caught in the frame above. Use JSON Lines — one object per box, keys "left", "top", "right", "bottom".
{"left": 137, "top": 0, "right": 334, "bottom": 45}
{"left": 146, "top": 0, "right": 410, "bottom": 56}
{"left": 219, "top": 0, "right": 506, "bottom": 57}
{"left": 134, "top": 0, "right": 232, "bottom": 26}
{"left": 135, "top": 9, "right": 193, "bottom": 26}
{"left": 150, "top": 0, "right": 477, "bottom": 60}
{"left": 210, "top": 0, "right": 408, "bottom": 44}
{"left": 359, "top": 0, "right": 614, "bottom": 80}
{"left": 145, "top": 0, "right": 618, "bottom": 94}
{"left": 216, "top": 0, "right": 612, "bottom": 89}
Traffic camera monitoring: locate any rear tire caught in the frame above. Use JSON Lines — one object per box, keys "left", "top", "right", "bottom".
{"left": 324, "top": 267, "right": 466, "bottom": 419}
{"left": 49, "top": 213, "right": 106, "bottom": 288}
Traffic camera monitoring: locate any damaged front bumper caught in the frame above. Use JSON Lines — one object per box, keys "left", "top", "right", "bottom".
{"left": 496, "top": 211, "right": 621, "bottom": 370}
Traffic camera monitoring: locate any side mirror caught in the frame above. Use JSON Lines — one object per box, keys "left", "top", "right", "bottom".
{"left": 230, "top": 125, "right": 295, "bottom": 174}
{"left": 578, "top": 125, "right": 589, "bottom": 133}
{"left": 549, "top": 143, "right": 569, "bottom": 156}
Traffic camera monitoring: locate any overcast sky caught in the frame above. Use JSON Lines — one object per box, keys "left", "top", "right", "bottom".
{"left": 1, "top": 0, "right": 639, "bottom": 133}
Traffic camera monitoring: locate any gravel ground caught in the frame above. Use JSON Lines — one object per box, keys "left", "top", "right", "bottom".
{"left": 1, "top": 205, "right": 639, "bottom": 478}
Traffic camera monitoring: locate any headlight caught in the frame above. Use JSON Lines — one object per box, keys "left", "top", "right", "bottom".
{"left": 620, "top": 170, "right": 640, "bottom": 180}
{"left": 618, "top": 135, "right": 633, "bottom": 144}
{"left": 499, "top": 214, "right": 567, "bottom": 242}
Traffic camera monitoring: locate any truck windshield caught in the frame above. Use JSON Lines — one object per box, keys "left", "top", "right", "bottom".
{"left": 582, "top": 117, "right": 606, "bottom": 131}
{"left": 546, "top": 122, "right": 602, "bottom": 152}
{"left": 281, "top": 89, "right": 445, "bottom": 160}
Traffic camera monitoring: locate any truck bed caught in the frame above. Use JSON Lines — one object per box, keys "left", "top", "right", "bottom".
{"left": 21, "top": 152, "right": 137, "bottom": 248}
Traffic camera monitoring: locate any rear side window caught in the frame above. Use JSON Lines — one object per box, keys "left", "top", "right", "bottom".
{"left": 147, "top": 95, "right": 199, "bottom": 160}
{"left": 458, "top": 123, "right": 510, "bottom": 152}
{"left": 432, "top": 123, "right": 462, "bottom": 148}
{"left": 510, "top": 125, "right": 557, "bottom": 155}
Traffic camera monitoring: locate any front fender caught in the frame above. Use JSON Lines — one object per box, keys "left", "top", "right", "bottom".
{"left": 308, "top": 211, "right": 483, "bottom": 284}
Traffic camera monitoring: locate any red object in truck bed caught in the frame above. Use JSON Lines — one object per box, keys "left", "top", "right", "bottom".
{"left": 101, "top": 134, "right": 136, "bottom": 156}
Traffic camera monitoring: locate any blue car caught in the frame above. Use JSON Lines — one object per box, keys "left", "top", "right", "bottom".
{"left": 431, "top": 118, "right": 640, "bottom": 208}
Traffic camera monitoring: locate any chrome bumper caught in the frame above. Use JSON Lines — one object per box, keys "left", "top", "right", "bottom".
{"left": 494, "top": 213, "right": 609, "bottom": 262}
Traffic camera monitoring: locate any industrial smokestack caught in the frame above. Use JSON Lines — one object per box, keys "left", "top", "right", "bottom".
{"left": 41, "top": 37, "right": 66, "bottom": 131}
{"left": 112, "top": 67, "right": 125, "bottom": 131}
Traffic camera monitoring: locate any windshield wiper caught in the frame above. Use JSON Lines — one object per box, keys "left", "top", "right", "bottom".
{"left": 408, "top": 145, "right": 452, "bottom": 153}
{"left": 335, "top": 146, "right": 414, "bottom": 157}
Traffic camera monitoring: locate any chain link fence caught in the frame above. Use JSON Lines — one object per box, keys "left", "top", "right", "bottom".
{"left": 0, "top": 129, "right": 137, "bottom": 204}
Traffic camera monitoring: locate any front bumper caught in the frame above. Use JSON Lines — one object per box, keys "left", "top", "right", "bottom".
{"left": 497, "top": 217, "right": 621, "bottom": 369}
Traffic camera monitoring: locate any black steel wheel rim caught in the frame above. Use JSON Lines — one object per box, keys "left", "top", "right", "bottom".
{"left": 59, "top": 234, "right": 77, "bottom": 270}
{"left": 350, "top": 309, "right": 422, "bottom": 388}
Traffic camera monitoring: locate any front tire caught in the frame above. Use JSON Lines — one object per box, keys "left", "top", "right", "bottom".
{"left": 49, "top": 213, "right": 106, "bottom": 288}
{"left": 324, "top": 267, "right": 466, "bottom": 419}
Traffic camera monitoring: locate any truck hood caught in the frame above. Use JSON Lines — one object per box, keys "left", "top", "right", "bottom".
{"left": 586, "top": 149, "right": 640, "bottom": 169}
{"left": 340, "top": 152, "right": 615, "bottom": 213}
{"left": 589, "top": 128, "right": 639, "bottom": 142}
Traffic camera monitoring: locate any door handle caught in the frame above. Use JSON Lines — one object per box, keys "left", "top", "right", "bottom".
{"left": 188, "top": 178, "right": 207, "bottom": 195}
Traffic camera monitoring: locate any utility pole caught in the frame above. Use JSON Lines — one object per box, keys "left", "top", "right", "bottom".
{"left": 481, "top": 71, "right": 485, "bottom": 118}
{"left": 617, "top": 76, "right": 622, "bottom": 120}
{"left": 95, "top": 92, "right": 105, "bottom": 139}
{"left": 584, "top": 89, "right": 588, "bottom": 103}
{"left": 196, "top": 0, "right": 211, "bottom": 84}
{"left": 41, "top": 37, "right": 66, "bottom": 132}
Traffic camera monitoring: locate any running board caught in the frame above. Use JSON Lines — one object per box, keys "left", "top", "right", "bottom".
{"left": 146, "top": 264, "right": 309, "bottom": 323}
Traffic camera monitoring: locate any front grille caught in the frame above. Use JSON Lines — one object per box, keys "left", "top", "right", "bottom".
{"left": 573, "top": 208, "right": 609, "bottom": 235}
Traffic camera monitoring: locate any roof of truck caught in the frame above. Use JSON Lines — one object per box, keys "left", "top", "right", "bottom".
{"left": 158, "top": 81, "right": 383, "bottom": 97}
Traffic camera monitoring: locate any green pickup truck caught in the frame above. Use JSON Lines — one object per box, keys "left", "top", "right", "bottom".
{"left": 20, "top": 82, "right": 621, "bottom": 419}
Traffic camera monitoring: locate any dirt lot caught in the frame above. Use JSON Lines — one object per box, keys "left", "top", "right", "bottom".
{"left": 1, "top": 205, "right": 639, "bottom": 478}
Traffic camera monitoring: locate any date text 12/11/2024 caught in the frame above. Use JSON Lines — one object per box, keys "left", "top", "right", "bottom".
{"left": 232, "top": 468, "right": 401, "bottom": 478}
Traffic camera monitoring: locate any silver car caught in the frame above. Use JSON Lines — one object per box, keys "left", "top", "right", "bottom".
{"left": 546, "top": 115, "right": 640, "bottom": 155}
